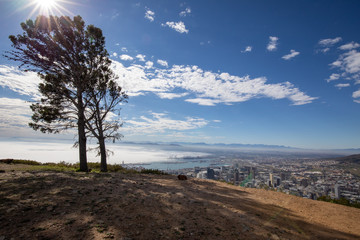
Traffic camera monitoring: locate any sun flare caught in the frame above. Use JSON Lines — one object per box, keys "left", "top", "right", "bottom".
{"left": 22, "top": 0, "right": 73, "bottom": 18}
{"left": 35, "top": 0, "right": 58, "bottom": 9}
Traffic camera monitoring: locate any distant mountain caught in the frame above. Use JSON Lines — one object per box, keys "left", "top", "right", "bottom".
{"left": 119, "top": 141, "right": 359, "bottom": 154}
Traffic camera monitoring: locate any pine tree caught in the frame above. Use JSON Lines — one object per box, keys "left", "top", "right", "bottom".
{"left": 85, "top": 70, "right": 128, "bottom": 172}
{"left": 5, "top": 15, "right": 119, "bottom": 171}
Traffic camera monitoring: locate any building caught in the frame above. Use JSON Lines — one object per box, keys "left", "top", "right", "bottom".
{"left": 207, "top": 168, "right": 215, "bottom": 180}
{"left": 234, "top": 168, "right": 239, "bottom": 185}
{"left": 269, "top": 173, "right": 274, "bottom": 187}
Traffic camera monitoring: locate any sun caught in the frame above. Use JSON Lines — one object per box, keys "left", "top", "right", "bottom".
{"left": 21, "top": 0, "right": 73, "bottom": 18}
{"left": 33, "top": 0, "right": 59, "bottom": 15}
{"left": 35, "top": 0, "right": 58, "bottom": 9}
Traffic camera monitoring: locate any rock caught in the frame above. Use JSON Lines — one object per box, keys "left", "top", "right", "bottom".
{"left": 178, "top": 175, "right": 187, "bottom": 180}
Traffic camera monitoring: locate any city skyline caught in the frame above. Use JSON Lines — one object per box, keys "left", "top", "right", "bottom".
{"left": 0, "top": 0, "right": 360, "bottom": 149}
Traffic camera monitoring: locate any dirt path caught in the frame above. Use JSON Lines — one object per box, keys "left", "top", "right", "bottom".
{"left": 0, "top": 168, "right": 359, "bottom": 239}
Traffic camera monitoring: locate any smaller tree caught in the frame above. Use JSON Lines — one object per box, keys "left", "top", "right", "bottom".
{"left": 84, "top": 71, "right": 128, "bottom": 172}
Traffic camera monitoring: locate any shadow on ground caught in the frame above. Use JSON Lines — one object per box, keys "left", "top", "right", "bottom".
{"left": 0, "top": 170, "right": 359, "bottom": 240}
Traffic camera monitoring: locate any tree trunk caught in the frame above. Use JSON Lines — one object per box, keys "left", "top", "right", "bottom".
{"left": 77, "top": 96, "right": 88, "bottom": 172}
{"left": 99, "top": 137, "right": 107, "bottom": 172}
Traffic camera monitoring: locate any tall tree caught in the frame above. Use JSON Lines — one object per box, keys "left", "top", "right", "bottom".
{"left": 5, "top": 15, "right": 112, "bottom": 171}
{"left": 85, "top": 72, "right": 128, "bottom": 172}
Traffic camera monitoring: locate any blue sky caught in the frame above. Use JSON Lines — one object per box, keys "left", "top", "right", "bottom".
{"left": 0, "top": 0, "right": 360, "bottom": 149}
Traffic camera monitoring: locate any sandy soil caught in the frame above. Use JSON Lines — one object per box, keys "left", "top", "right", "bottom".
{"left": 0, "top": 164, "right": 360, "bottom": 240}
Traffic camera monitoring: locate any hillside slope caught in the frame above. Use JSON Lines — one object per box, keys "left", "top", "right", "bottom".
{"left": 0, "top": 167, "right": 359, "bottom": 239}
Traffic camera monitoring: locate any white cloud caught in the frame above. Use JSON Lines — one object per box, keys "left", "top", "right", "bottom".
{"left": 157, "top": 59, "right": 168, "bottom": 67}
{"left": 162, "top": 21, "right": 189, "bottom": 34}
{"left": 121, "top": 47, "right": 128, "bottom": 52}
{"left": 339, "top": 42, "right": 360, "bottom": 51}
{"left": 318, "top": 37, "right": 342, "bottom": 46}
{"left": 0, "top": 98, "right": 68, "bottom": 138}
{"left": 353, "top": 89, "right": 360, "bottom": 98}
{"left": 0, "top": 98, "right": 31, "bottom": 131}
{"left": 327, "top": 73, "right": 340, "bottom": 82}
{"left": 156, "top": 92, "right": 188, "bottom": 99}
{"left": 111, "top": 61, "right": 317, "bottom": 106}
{"left": 0, "top": 65, "right": 40, "bottom": 99}
{"left": 321, "top": 48, "right": 330, "bottom": 53}
{"left": 120, "top": 54, "right": 134, "bottom": 61}
{"left": 331, "top": 60, "right": 342, "bottom": 67}
{"left": 353, "top": 89, "right": 360, "bottom": 103}
{"left": 112, "top": 52, "right": 118, "bottom": 57}
{"left": 145, "top": 61, "right": 153, "bottom": 69}
{"left": 267, "top": 36, "right": 279, "bottom": 51}
{"left": 179, "top": 7, "right": 191, "bottom": 17}
{"left": 185, "top": 98, "right": 221, "bottom": 106}
{"left": 213, "top": 120, "right": 221, "bottom": 123}
{"left": 326, "top": 44, "right": 360, "bottom": 101}
{"left": 136, "top": 54, "right": 146, "bottom": 62}
{"left": 123, "top": 112, "right": 208, "bottom": 135}
{"left": 145, "top": 9, "right": 155, "bottom": 22}
{"left": 242, "top": 46, "right": 252, "bottom": 53}
{"left": 330, "top": 50, "right": 360, "bottom": 79}
{"left": 282, "top": 50, "right": 300, "bottom": 60}
{"left": 0, "top": 59, "right": 316, "bottom": 109}
{"left": 335, "top": 83, "right": 350, "bottom": 88}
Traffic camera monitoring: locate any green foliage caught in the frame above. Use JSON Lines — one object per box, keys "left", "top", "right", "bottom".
{"left": 12, "top": 159, "right": 41, "bottom": 165}
{"left": 4, "top": 159, "right": 167, "bottom": 175}
{"left": 317, "top": 196, "right": 360, "bottom": 209}
{"left": 139, "top": 169, "right": 168, "bottom": 175}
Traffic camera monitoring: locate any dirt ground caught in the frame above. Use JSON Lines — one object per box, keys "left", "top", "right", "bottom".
{"left": 0, "top": 164, "right": 360, "bottom": 240}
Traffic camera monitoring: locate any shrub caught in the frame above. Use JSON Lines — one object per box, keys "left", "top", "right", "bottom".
{"left": 140, "top": 169, "right": 167, "bottom": 175}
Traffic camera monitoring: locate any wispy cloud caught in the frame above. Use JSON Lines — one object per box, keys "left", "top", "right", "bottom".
{"left": 200, "top": 41, "right": 211, "bottom": 46}
{"left": 157, "top": 59, "right": 168, "bottom": 67}
{"left": 318, "top": 37, "right": 342, "bottom": 47}
{"left": 339, "top": 41, "right": 360, "bottom": 51}
{"left": 327, "top": 73, "right": 341, "bottom": 82}
{"left": 0, "top": 65, "right": 40, "bottom": 99}
{"left": 282, "top": 50, "right": 300, "bottom": 60}
{"left": 179, "top": 7, "right": 191, "bottom": 17}
{"left": 120, "top": 54, "right": 134, "bottom": 61}
{"left": 145, "top": 8, "right": 155, "bottom": 22}
{"left": 242, "top": 46, "right": 252, "bottom": 53}
{"left": 156, "top": 92, "right": 188, "bottom": 99}
{"left": 0, "top": 98, "right": 31, "bottom": 132}
{"left": 335, "top": 83, "right": 350, "bottom": 88}
{"left": 267, "top": 36, "right": 279, "bottom": 51}
{"left": 162, "top": 21, "right": 189, "bottom": 34}
{"left": 111, "top": 10, "right": 120, "bottom": 20}
{"left": 123, "top": 112, "right": 208, "bottom": 135}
